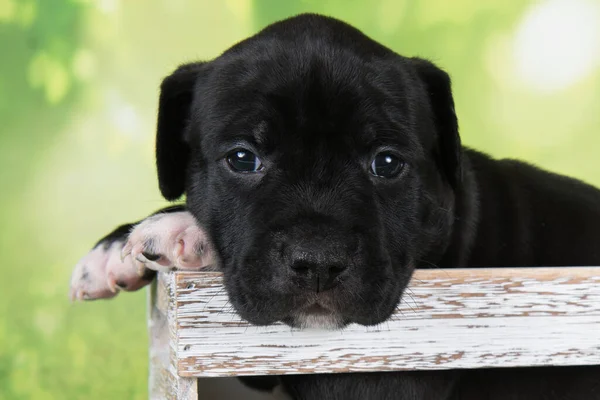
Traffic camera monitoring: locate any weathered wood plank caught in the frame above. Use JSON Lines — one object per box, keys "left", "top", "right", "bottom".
{"left": 170, "top": 267, "right": 600, "bottom": 377}
{"left": 147, "top": 272, "right": 198, "bottom": 399}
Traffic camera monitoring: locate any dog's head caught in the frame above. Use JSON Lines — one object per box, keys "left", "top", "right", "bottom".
{"left": 155, "top": 14, "right": 461, "bottom": 328}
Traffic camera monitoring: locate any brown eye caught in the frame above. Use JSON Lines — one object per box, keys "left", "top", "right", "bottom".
{"left": 370, "top": 153, "right": 404, "bottom": 178}
{"left": 227, "top": 149, "right": 263, "bottom": 173}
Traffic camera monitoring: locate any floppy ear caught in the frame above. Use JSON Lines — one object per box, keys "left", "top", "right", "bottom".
{"left": 411, "top": 58, "right": 462, "bottom": 188}
{"left": 156, "top": 62, "right": 204, "bottom": 200}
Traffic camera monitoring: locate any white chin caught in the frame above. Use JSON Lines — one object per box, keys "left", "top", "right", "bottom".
{"left": 292, "top": 312, "right": 345, "bottom": 330}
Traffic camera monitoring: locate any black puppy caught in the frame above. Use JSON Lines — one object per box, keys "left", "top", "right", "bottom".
{"left": 70, "top": 14, "right": 600, "bottom": 399}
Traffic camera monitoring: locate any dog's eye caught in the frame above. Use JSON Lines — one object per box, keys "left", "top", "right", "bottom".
{"left": 370, "top": 153, "right": 404, "bottom": 178}
{"left": 227, "top": 149, "right": 263, "bottom": 173}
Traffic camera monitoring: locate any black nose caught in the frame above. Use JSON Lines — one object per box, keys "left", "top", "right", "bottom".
{"left": 289, "top": 250, "right": 348, "bottom": 292}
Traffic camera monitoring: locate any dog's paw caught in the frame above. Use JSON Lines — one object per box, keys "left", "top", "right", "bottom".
{"left": 70, "top": 210, "right": 214, "bottom": 302}
{"left": 70, "top": 243, "right": 119, "bottom": 301}
{"left": 70, "top": 232, "right": 153, "bottom": 301}
{"left": 70, "top": 222, "right": 156, "bottom": 301}
{"left": 120, "top": 211, "right": 215, "bottom": 272}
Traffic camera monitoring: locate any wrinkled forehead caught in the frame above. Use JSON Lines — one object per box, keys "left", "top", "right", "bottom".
{"left": 191, "top": 43, "right": 422, "bottom": 156}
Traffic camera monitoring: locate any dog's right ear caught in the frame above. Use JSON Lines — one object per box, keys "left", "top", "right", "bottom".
{"left": 156, "top": 62, "right": 204, "bottom": 201}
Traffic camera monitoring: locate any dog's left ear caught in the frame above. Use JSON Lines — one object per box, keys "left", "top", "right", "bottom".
{"left": 411, "top": 58, "right": 462, "bottom": 188}
{"left": 156, "top": 62, "right": 205, "bottom": 200}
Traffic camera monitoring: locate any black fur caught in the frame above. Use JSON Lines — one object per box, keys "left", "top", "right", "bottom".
{"left": 145, "top": 14, "right": 600, "bottom": 399}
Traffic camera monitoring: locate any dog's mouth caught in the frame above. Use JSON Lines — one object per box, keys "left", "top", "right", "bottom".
{"left": 282, "top": 300, "right": 347, "bottom": 330}
{"left": 230, "top": 255, "right": 401, "bottom": 329}
{"left": 302, "top": 303, "right": 332, "bottom": 315}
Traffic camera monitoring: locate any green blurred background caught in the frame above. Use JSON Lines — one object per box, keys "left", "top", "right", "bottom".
{"left": 1, "top": 0, "right": 599, "bottom": 398}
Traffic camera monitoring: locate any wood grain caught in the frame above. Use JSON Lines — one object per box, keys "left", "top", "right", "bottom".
{"left": 161, "top": 267, "right": 599, "bottom": 378}
{"left": 147, "top": 272, "right": 198, "bottom": 399}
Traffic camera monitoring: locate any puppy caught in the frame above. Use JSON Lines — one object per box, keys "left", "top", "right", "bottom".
{"left": 71, "top": 14, "right": 600, "bottom": 399}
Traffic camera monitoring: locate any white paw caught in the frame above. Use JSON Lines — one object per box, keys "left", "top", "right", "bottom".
{"left": 70, "top": 239, "right": 151, "bottom": 301}
{"left": 121, "top": 211, "right": 214, "bottom": 272}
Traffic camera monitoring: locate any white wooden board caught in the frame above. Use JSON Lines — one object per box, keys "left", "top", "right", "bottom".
{"left": 160, "top": 267, "right": 600, "bottom": 377}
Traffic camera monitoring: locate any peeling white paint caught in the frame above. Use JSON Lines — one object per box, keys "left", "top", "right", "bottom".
{"left": 150, "top": 268, "right": 600, "bottom": 379}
